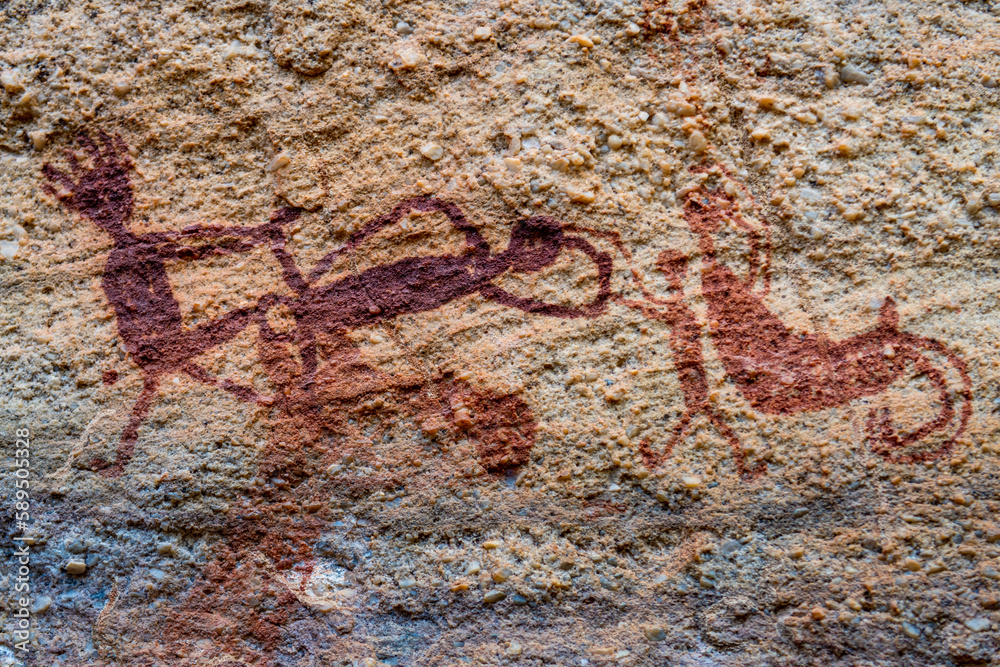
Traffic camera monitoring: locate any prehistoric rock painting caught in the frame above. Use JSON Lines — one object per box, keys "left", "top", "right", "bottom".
{"left": 624, "top": 178, "right": 972, "bottom": 473}
{"left": 42, "top": 134, "right": 972, "bottom": 482}
{"left": 683, "top": 186, "right": 972, "bottom": 465}
{"left": 42, "top": 133, "right": 611, "bottom": 478}
{"left": 42, "top": 133, "right": 279, "bottom": 477}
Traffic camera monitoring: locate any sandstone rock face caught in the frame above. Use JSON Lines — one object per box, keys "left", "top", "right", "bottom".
{"left": 1, "top": 1, "right": 999, "bottom": 665}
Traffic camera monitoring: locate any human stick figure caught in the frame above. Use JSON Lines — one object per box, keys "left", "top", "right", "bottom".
{"left": 42, "top": 132, "right": 294, "bottom": 476}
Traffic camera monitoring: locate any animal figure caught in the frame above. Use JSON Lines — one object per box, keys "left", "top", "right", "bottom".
{"left": 662, "top": 185, "right": 971, "bottom": 470}
{"left": 256, "top": 196, "right": 613, "bottom": 388}
{"left": 611, "top": 177, "right": 971, "bottom": 474}
{"left": 42, "top": 133, "right": 289, "bottom": 477}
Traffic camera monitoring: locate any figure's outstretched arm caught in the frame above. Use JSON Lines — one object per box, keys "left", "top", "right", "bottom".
{"left": 154, "top": 237, "right": 258, "bottom": 261}
{"left": 177, "top": 206, "right": 299, "bottom": 244}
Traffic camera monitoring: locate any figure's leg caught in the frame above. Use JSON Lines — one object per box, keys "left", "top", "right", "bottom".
{"left": 709, "top": 411, "right": 766, "bottom": 480}
{"left": 95, "top": 376, "right": 160, "bottom": 477}
{"left": 638, "top": 409, "right": 697, "bottom": 470}
{"left": 175, "top": 304, "right": 260, "bottom": 361}
{"left": 182, "top": 362, "right": 274, "bottom": 406}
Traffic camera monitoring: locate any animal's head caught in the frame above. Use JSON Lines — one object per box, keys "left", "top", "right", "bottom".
{"left": 506, "top": 216, "right": 565, "bottom": 273}
{"left": 656, "top": 249, "right": 689, "bottom": 287}
{"left": 683, "top": 189, "right": 727, "bottom": 238}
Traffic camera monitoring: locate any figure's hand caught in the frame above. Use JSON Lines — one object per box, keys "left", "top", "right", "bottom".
{"left": 41, "top": 131, "right": 134, "bottom": 227}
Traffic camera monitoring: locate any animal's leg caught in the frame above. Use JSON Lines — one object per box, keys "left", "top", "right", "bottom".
{"left": 96, "top": 376, "right": 160, "bottom": 477}
{"left": 709, "top": 411, "right": 766, "bottom": 480}
{"left": 182, "top": 362, "right": 275, "bottom": 407}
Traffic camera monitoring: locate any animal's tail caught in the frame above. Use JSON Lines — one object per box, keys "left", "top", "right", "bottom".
{"left": 867, "top": 333, "right": 973, "bottom": 464}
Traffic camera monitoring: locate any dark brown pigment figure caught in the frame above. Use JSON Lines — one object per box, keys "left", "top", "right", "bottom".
{"left": 43, "top": 132, "right": 613, "bottom": 477}
{"left": 42, "top": 132, "right": 293, "bottom": 477}
{"left": 256, "top": 195, "right": 613, "bottom": 387}
{"left": 678, "top": 185, "right": 972, "bottom": 466}
{"left": 252, "top": 195, "right": 611, "bottom": 475}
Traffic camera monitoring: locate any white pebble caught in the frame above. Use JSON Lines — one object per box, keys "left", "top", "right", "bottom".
{"left": 420, "top": 142, "right": 444, "bottom": 161}
{"left": 31, "top": 596, "right": 53, "bottom": 614}
{"left": 607, "top": 134, "right": 623, "bottom": 150}
{"left": 266, "top": 152, "right": 290, "bottom": 172}
{"left": 0, "top": 240, "right": 19, "bottom": 261}
{"left": 395, "top": 22, "right": 413, "bottom": 35}
{"left": 393, "top": 46, "right": 428, "bottom": 70}
{"left": 965, "top": 617, "right": 991, "bottom": 632}
{"left": 688, "top": 131, "right": 708, "bottom": 152}
{"left": 625, "top": 22, "right": 641, "bottom": 37}
{"left": 1, "top": 69, "right": 23, "bottom": 93}
{"left": 474, "top": 26, "right": 492, "bottom": 41}
{"left": 28, "top": 130, "right": 48, "bottom": 150}
{"left": 840, "top": 64, "right": 872, "bottom": 85}
{"left": 682, "top": 476, "right": 702, "bottom": 489}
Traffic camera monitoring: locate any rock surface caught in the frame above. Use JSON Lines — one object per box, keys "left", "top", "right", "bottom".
{"left": 1, "top": 0, "right": 999, "bottom": 665}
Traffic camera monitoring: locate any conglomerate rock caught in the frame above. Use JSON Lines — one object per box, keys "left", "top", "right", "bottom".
{"left": 1, "top": 0, "right": 999, "bottom": 665}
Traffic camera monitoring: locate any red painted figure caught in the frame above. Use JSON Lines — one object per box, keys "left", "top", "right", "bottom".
{"left": 684, "top": 186, "right": 971, "bottom": 466}
{"left": 42, "top": 133, "right": 289, "bottom": 476}
{"left": 621, "top": 250, "right": 766, "bottom": 477}
{"left": 43, "top": 133, "right": 615, "bottom": 477}
{"left": 615, "top": 177, "right": 971, "bottom": 475}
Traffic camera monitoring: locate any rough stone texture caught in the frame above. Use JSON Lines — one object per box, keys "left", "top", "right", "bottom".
{"left": 1, "top": 0, "right": 999, "bottom": 665}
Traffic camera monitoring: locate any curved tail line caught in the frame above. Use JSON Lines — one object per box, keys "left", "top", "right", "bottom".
{"left": 867, "top": 334, "right": 973, "bottom": 464}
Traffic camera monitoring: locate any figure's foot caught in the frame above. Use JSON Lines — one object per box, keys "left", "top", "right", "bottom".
{"left": 91, "top": 457, "right": 125, "bottom": 479}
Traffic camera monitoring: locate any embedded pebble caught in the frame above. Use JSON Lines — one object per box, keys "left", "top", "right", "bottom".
{"left": 420, "top": 143, "right": 444, "bottom": 161}
{"left": 31, "top": 596, "right": 53, "bottom": 614}
{"left": 965, "top": 618, "right": 991, "bottom": 632}
{"left": 483, "top": 590, "right": 506, "bottom": 603}
{"left": 65, "top": 560, "right": 86, "bottom": 575}
{"left": 1, "top": 69, "right": 23, "bottom": 93}
{"left": 839, "top": 64, "right": 873, "bottom": 85}
{"left": 266, "top": 152, "right": 291, "bottom": 172}
{"left": 688, "top": 131, "right": 708, "bottom": 153}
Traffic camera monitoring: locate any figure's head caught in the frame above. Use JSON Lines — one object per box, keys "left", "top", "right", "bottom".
{"left": 683, "top": 190, "right": 724, "bottom": 239}
{"left": 506, "top": 216, "right": 565, "bottom": 273}
{"left": 656, "top": 249, "right": 689, "bottom": 286}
